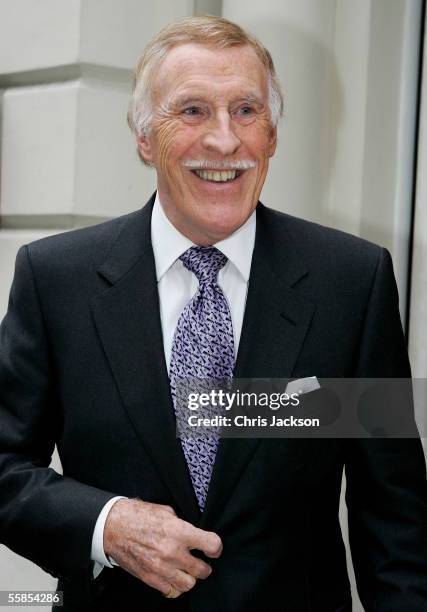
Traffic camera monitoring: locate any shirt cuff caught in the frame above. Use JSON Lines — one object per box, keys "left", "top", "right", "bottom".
{"left": 91, "top": 496, "right": 127, "bottom": 576}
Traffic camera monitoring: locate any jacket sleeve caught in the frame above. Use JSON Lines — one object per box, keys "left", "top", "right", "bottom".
{"left": 345, "top": 247, "right": 427, "bottom": 612}
{"left": 0, "top": 245, "right": 117, "bottom": 588}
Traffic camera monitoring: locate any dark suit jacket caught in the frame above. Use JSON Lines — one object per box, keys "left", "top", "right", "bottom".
{"left": 0, "top": 195, "right": 426, "bottom": 612}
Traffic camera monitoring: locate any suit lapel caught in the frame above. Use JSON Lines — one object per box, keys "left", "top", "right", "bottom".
{"left": 200, "top": 204, "right": 315, "bottom": 528}
{"left": 90, "top": 196, "right": 200, "bottom": 524}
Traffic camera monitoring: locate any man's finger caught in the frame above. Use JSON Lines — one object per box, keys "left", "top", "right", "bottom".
{"left": 203, "top": 534, "right": 223, "bottom": 558}
{"left": 139, "top": 569, "right": 181, "bottom": 598}
{"left": 168, "top": 569, "right": 196, "bottom": 593}
{"left": 178, "top": 524, "right": 223, "bottom": 558}
{"left": 180, "top": 554, "right": 213, "bottom": 580}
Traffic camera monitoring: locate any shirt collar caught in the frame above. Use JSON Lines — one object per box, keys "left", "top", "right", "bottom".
{"left": 151, "top": 192, "right": 256, "bottom": 282}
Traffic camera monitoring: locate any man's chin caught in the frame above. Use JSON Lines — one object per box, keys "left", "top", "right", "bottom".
{"left": 191, "top": 213, "right": 250, "bottom": 244}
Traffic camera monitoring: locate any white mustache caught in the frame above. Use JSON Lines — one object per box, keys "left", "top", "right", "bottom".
{"left": 182, "top": 160, "right": 256, "bottom": 170}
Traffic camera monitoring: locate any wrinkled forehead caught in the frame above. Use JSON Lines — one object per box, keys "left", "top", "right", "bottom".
{"left": 151, "top": 43, "right": 269, "bottom": 106}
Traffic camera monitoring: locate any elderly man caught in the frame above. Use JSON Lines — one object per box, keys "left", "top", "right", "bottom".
{"left": 0, "top": 15, "right": 426, "bottom": 612}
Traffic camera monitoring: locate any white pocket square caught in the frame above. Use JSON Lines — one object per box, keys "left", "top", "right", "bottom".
{"left": 285, "top": 376, "right": 321, "bottom": 396}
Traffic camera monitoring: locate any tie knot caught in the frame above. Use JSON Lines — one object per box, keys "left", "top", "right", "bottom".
{"left": 180, "top": 246, "right": 228, "bottom": 284}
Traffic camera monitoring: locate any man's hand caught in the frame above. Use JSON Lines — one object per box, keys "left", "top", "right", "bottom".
{"left": 103, "top": 498, "right": 222, "bottom": 597}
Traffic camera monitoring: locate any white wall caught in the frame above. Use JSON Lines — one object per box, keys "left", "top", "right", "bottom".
{"left": 408, "top": 7, "right": 427, "bottom": 453}
{"left": 409, "top": 6, "right": 427, "bottom": 377}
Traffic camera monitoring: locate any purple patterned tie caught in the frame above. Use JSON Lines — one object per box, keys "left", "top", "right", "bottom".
{"left": 169, "top": 246, "right": 235, "bottom": 510}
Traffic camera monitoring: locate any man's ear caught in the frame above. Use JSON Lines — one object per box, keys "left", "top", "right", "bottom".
{"left": 137, "top": 134, "right": 154, "bottom": 164}
{"left": 268, "top": 126, "right": 277, "bottom": 158}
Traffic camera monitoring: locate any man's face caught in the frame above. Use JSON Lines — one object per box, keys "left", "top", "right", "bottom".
{"left": 138, "top": 43, "right": 277, "bottom": 245}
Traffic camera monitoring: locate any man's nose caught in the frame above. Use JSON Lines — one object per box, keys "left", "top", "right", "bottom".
{"left": 201, "top": 113, "right": 241, "bottom": 156}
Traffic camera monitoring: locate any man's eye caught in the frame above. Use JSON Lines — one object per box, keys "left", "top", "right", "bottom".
{"left": 233, "top": 105, "right": 257, "bottom": 124}
{"left": 183, "top": 106, "right": 201, "bottom": 115}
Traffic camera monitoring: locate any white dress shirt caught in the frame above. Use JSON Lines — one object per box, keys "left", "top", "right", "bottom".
{"left": 90, "top": 193, "right": 256, "bottom": 576}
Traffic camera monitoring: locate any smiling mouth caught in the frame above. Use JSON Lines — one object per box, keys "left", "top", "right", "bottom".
{"left": 191, "top": 169, "right": 242, "bottom": 182}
